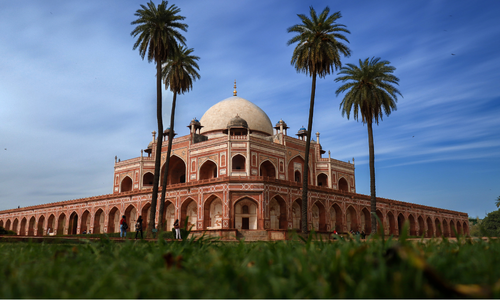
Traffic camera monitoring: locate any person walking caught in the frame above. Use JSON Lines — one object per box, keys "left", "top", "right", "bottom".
{"left": 120, "top": 215, "right": 128, "bottom": 238}
{"left": 135, "top": 216, "right": 143, "bottom": 239}
{"left": 174, "top": 219, "right": 181, "bottom": 240}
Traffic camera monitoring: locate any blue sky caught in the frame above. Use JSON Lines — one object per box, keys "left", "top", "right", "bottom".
{"left": 1, "top": 1, "right": 499, "bottom": 218}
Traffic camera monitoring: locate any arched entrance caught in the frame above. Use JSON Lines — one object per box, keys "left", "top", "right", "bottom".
{"left": 199, "top": 160, "right": 217, "bottom": 180}
{"left": 181, "top": 199, "right": 197, "bottom": 230}
{"left": 376, "top": 210, "right": 384, "bottom": 234}
{"left": 311, "top": 202, "right": 326, "bottom": 231}
{"left": 338, "top": 178, "right": 348, "bottom": 192}
{"left": 164, "top": 201, "right": 175, "bottom": 231}
{"left": 141, "top": 203, "right": 151, "bottom": 231}
{"left": 292, "top": 199, "right": 301, "bottom": 230}
{"left": 121, "top": 177, "right": 132, "bottom": 192}
{"left": 462, "top": 222, "right": 468, "bottom": 235}
{"left": 387, "top": 212, "right": 396, "bottom": 235}
{"left": 330, "top": 203, "right": 343, "bottom": 233}
{"left": 37, "top": 216, "right": 45, "bottom": 236}
{"left": 317, "top": 173, "right": 328, "bottom": 187}
{"left": 397, "top": 213, "right": 405, "bottom": 236}
{"left": 125, "top": 205, "right": 137, "bottom": 231}
{"left": 161, "top": 155, "right": 187, "bottom": 184}
{"left": 57, "top": 214, "right": 66, "bottom": 235}
{"left": 232, "top": 154, "right": 246, "bottom": 172}
{"left": 435, "top": 218, "right": 442, "bottom": 237}
{"left": 12, "top": 219, "right": 19, "bottom": 234}
{"left": 204, "top": 196, "right": 223, "bottom": 229}
{"left": 93, "top": 209, "right": 105, "bottom": 234}
{"left": 68, "top": 212, "right": 78, "bottom": 235}
{"left": 260, "top": 160, "right": 276, "bottom": 178}
{"left": 449, "top": 220, "right": 456, "bottom": 237}
{"left": 108, "top": 207, "right": 120, "bottom": 233}
{"left": 269, "top": 196, "right": 286, "bottom": 229}
{"left": 28, "top": 217, "right": 36, "bottom": 236}
{"left": 417, "top": 216, "right": 425, "bottom": 236}
{"left": 426, "top": 217, "right": 434, "bottom": 237}
{"left": 5, "top": 219, "right": 11, "bottom": 231}
{"left": 143, "top": 172, "right": 154, "bottom": 187}
{"left": 19, "top": 218, "right": 27, "bottom": 236}
{"left": 443, "top": 220, "right": 450, "bottom": 237}
{"left": 47, "top": 215, "right": 55, "bottom": 234}
{"left": 346, "top": 206, "right": 358, "bottom": 232}
{"left": 408, "top": 214, "right": 417, "bottom": 236}
{"left": 456, "top": 222, "right": 462, "bottom": 235}
{"left": 360, "top": 208, "right": 371, "bottom": 233}
{"left": 80, "top": 210, "right": 91, "bottom": 233}
{"left": 235, "top": 198, "right": 258, "bottom": 230}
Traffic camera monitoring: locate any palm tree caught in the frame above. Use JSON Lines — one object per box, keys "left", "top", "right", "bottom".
{"left": 158, "top": 46, "right": 200, "bottom": 231}
{"left": 496, "top": 196, "right": 500, "bottom": 208}
{"left": 287, "top": 6, "right": 351, "bottom": 233}
{"left": 131, "top": 0, "right": 187, "bottom": 235}
{"left": 335, "top": 57, "right": 402, "bottom": 234}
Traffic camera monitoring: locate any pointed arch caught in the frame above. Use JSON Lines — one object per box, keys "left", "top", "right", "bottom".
{"left": 387, "top": 211, "right": 396, "bottom": 235}
{"left": 125, "top": 205, "right": 138, "bottom": 231}
{"left": 142, "top": 172, "right": 154, "bottom": 187}
{"left": 338, "top": 177, "right": 349, "bottom": 192}
{"left": 417, "top": 216, "right": 425, "bottom": 236}
{"left": 141, "top": 203, "right": 152, "bottom": 232}
{"left": 456, "top": 222, "right": 463, "bottom": 235}
{"left": 57, "top": 213, "right": 66, "bottom": 235}
{"left": 234, "top": 197, "right": 258, "bottom": 230}
{"left": 161, "top": 155, "right": 187, "bottom": 184}
{"left": 231, "top": 154, "right": 246, "bottom": 171}
{"left": 360, "top": 207, "right": 371, "bottom": 233}
{"left": 442, "top": 219, "right": 450, "bottom": 237}
{"left": 37, "top": 215, "right": 45, "bottom": 236}
{"left": 93, "top": 209, "right": 105, "bottom": 234}
{"left": 108, "top": 207, "right": 120, "bottom": 233}
{"left": 269, "top": 195, "right": 287, "bottom": 229}
{"left": 408, "top": 214, "right": 417, "bottom": 236}
{"left": 47, "top": 214, "right": 55, "bottom": 234}
{"left": 5, "top": 219, "right": 11, "bottom": 231}
{"left": 259, "top": 160, "right": 276, "bottom": 178}
{"left": 346, "top": 205, "right": 358, "bottom": 232}
{"left": 311, "top": 201, "right": 326, "bottom": 231}
{"left": 19, "top": 217, "right": 27, "bottom": 236}
{"left": 317, "top": 173, "right": 328, "bottom": 187}
{"left": 199, "top": 159, "right": 217, "bottom": 180}
{"left": 287, "top": 155, "right": 312, "bottom": 184}
{"left": 80, "top": 210, "right": 91, "bottom": 234}
{"left": 397, "top": 213, "right": 405, "bottom": 236}
{"left": 435, "top": 218, "right": 442, "bottom": 237}
{"left": 12, "top": 218, "right": 19, "bottom": 234}
{"left": 181, "top": 198, "right": 197, "bottom": 230}
{"left": 163, "top": 200, "right": 175, "bottom": 231}
{"left": 292, "top": 199, "right": 302, "bottom": 230}
{"left": 28, "top": 216, "right": 36, "bottom": 236}
{"left": 68, "top": 211, "right": 79, "bottom": 235}
{"left": 449, "top": 220, "right": 456, "bottom": 237}
{"left": 330, "top": 203, "right": 343, "bottom": 233}
{"left": 426, "top": 217, "right": 434, "bottom": 237}
{"left": 462, "top": 221, "right": 468, "bottom": 236}
{"left": 376, "top": 210, "right": 384, "bottom": 234}
{"left": 120, "top": 176, "right": 133, "bottom": 192}
{"left": 204, "top": 195, "right": 223, "bottom": 229}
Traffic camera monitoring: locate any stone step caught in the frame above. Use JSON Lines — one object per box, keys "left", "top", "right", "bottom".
{"left": 237, "top": 230, "right": 269, "bottom": 241}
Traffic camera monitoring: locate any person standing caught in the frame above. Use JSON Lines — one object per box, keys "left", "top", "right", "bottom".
{"left": 174, "top": 219, "right": 181, "bottom": 240}
{"left": 135, "top": 216, "right": 143, "bottom": 239}
{"left": 120, "top": 215, "right": 128, "bottom": 238}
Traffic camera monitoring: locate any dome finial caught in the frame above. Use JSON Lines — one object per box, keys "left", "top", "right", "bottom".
{"left": 233, "top": 80, "right": 237, "bottom": 96}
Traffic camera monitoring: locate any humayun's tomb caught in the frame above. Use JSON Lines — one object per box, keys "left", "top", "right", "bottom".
{"left": 0, "top": 87, "right": 469, "bottom": 239}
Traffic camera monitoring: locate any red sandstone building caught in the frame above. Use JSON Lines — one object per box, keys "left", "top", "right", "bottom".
{"left": 0, "top": 90, "right": 469, "bottom": 239}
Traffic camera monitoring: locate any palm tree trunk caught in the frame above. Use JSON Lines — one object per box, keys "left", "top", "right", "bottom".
{"left": 367, "top": 120, "right": 377, "bottom": 234}
{"left": 301, "top": 72, "right": 317, "bottom": 233}
{"left": 148, "top": 55, "right": 164, "bottom": 237}
{"left": 158, "top": 91, "right": 177, "bottom": 232}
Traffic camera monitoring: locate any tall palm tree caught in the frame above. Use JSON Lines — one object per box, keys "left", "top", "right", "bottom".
{"left": 287, "top": 6, "right": 351, "bottom": 233}
{"left": 496, "top": 196, "right": 500, "bottom": 208}
{"left": 131, "top": 0, "right": 187, "bottom": 235}
{"left": 335, "top": 57, "right": 402, "bottom": 234}
{"left": 158, "top": 46, "right": 200, "bottom": 231}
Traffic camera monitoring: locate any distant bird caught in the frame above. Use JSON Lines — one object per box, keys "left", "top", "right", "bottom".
{"left": 412, "top": 136, "right": 414, "bottom": 138}
{"left": 451, "top": 53, "right": 455, "bottom": 55}
{"left": 4, "top": 148, "right": 6, "bottom": 150}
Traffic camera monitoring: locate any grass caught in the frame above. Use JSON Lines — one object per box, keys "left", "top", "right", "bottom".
{"left": 1, "top": 233, "right": 500, "bottom": 298}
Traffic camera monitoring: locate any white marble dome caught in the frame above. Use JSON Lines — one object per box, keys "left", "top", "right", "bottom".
{"left": 200, "top": 96, "right": 273, "bottom": 136}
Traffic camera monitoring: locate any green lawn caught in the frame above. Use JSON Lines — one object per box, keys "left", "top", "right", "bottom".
{"left": 1, "top": 233, "right": 499, "bottom": 298}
